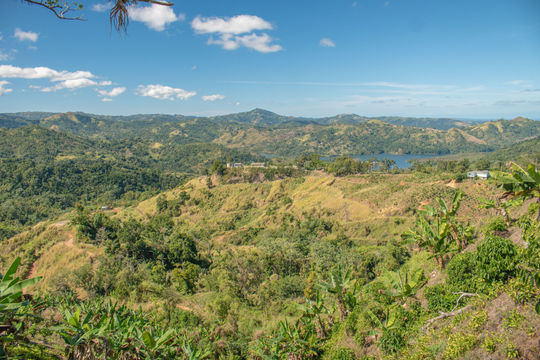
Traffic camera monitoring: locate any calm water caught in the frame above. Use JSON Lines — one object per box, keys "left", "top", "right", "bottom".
{"left": 351, "top": 154, "right": 441, "bottom": 169}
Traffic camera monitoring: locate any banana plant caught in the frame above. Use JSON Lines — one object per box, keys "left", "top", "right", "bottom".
{"left": 367, "top": 305, "right": 400, "bottom": 339}
{"left": 318, "top": 266, "right": 359, "bottom": 321}
{"left": 384, "top": 268, "right": 426, "bottom": 304}
{"left": 0, "top": 257, "right": 42, "bottom": 359}
{"left": 181, "top": 337, "right": 211, "bottom": 360}
{"left": 0, "top": 257, "right": 42, "bottom": 322}
{"left": 299, "top": 290, "right": 328, "bottom": 338}
{"left": 500, "top": 163, "right": 540, "bottom": 221}
{"left": 402, "top": 214, "right": 454, "bottom": 268}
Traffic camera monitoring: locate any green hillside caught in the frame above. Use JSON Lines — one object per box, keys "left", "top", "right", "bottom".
{"left": 2, "top": 110, "right": 538, "bottom": 156}
{"left": 1, "top": 161, "right": 538, "bottom": 359}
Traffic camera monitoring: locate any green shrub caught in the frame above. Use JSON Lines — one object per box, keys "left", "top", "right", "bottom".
{"left": 379, "top": 329, "right": 405, "bottom": 354}
{"left": 446, "top": 252, "right": 483, "bottom": 292}
{"left": 476, "top": 236, "right": 517, "bottom": 283}
{"left": 442, "top": 332, "right": 476, "bottom": 360}
{"left": 327, "top": 347, "right": 356, "bottom": 360}
{"left": 483, "top": 216, "right": 507, "bottom": 234}
{"left": 423, "top": 284, "right": 459, "bottom": 312}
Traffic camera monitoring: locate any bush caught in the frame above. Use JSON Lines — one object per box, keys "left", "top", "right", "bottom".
{"left": 423, "top": 284, "right": 459, "bottom": 312}
{"left": 446, "top": 252, "right": 478, "bottom": 292}
{"left": 379, "top": 329, "right": 405, "bottom": 354}
{"left": 483, "top": 216, "right": 507, "bottom": 235}
{"left": 476, "top": 236, "right": 517, "bottom": 283}
{"left": 327, "top": 348, "right": 357, "bottom": 360}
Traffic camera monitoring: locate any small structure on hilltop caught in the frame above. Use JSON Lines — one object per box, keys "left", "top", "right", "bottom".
{"left": 250, "top": 162, "right": 265, "bottom": 168}
{"left": 467, "top": 170, "right": 490, "bottom": 179}
{"left": 226, "top": 163, "right": 244, "bottom": 168}
{"left": 101, "top": 205, "right": 113, "bottom": 211}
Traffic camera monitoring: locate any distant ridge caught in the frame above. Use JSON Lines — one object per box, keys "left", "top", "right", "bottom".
{"left": 1, "top": 110, "right": 538, "bottom": 157}
{"left": 1, "top": 109, "right": 487, "bottom": 130}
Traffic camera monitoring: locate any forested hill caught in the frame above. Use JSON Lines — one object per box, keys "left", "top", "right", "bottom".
{"left": 0, "top": 110, "right": 538, "bottom": 156}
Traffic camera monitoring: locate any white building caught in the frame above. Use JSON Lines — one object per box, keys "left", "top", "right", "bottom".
{"left": 467, "top": 170, "right": 490, "bottom": 179}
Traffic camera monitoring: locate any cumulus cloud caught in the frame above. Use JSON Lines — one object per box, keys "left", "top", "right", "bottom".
{"left": 192, "top": 15, "right": 281, "bottom": 53}
{"left": 129, "top": 4, "right": 182, "bottom": 31}
{"left": 208, "top": 33, "right": 282, "bottom": 53}
{"left": 0, "top": 80, "right": 12, "bottom": 96}
{"left": 136, "top": 84, "right": 196, "bottom": 100}
{"left": 14, "top": 28, "right": 38, "bottom": 42}
{"left": 319, "top": 38, "right": 335, "bottom": 47}
{"left": 92, "top": 3, "right": 110, "bottom": 12}
{"left": 0, "top": 64, "right": 112, "bottom": 92}
{"left": 202, "top": 94, "right": 225, "bottom": 101}
{"left": 192, "top": 15, "right": 272, "bottom": 34}
{"left": 97, "top": 87, "right": 126, "bottom": 97}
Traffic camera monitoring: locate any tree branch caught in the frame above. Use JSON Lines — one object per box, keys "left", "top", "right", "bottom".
{"left": 422, "top": 292, "right": 478, "bottom": 331}
{"left": 23, "top": 0, "right": 86, "bottom": 20}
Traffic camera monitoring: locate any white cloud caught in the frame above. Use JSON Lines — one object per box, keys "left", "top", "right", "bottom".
{"left": 14, "top": 28, "right": 38, "bottom": 42}
{"left": 129, "top": 4, "right": 182, "bottom": 31}
{"left": 192, "top": 15, "right": 272, "bottom": 34}
{"left": 101, "top": 98, "right": 113, "bottom": 102}
{"left": 41, "top": 78, "right": 98, "bottom": 92}
{"left": 202, "top": 94, "right": 225, "bottom": 101}
{"left": 0, "top": 51, "right": 9, "bottom": 61}
{"left": 92, "top": 3, "right": 110, "bottom": 12}
{"left": 0, "top": 64, "right": 112, "bottom": 92}
{"left": 506, "top": 80, "right": 530, "bottom": 86}
{"left": 97, "top": 87, "right": 126, "bottom": 97}
{"left": 208, "top": 33, "right": 282, "bottom": 53}
{"left": 0, "top": 80, "right": 12, "bottom": 95}
{"left": 136, "top": 84, "right": 196, "bottom": 100}
{"left": 320, "top": 38, "right": 335, "bottom": 47}
{"left": 192, "top": 15, "right": 281, "bottom": 53}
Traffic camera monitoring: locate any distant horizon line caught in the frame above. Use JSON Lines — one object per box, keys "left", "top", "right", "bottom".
{"left": 3, "top": 109, "right": 536, "bottom": 122}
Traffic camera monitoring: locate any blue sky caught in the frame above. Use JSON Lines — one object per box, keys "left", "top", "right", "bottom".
{"left": 0, "top": 0, "right": 539, "bottom": 118}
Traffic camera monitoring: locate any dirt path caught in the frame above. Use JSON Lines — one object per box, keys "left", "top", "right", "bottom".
{"left": 64, "top": 235, "right": 74, "bottom": 248}
{"left": 54, "top": 219, "right": 70, "bottom": 227}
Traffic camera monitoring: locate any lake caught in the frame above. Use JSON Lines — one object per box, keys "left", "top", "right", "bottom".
{"left": 351, "top": 154, "right": 441, "bottom": 169}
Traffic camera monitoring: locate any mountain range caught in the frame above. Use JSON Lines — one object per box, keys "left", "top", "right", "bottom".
{"left": 0, "top": 109, "right": 538, "bottom": 156}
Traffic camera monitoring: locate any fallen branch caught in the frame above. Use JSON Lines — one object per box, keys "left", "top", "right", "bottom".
{"left": 451, "top": 292, "right": 478, "bottom": 312}
{"left": 423, "top": 305, "right": 472, "bottom": 331}
{"left": 422, "top": 292, "right": 478, "bottom": 331}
